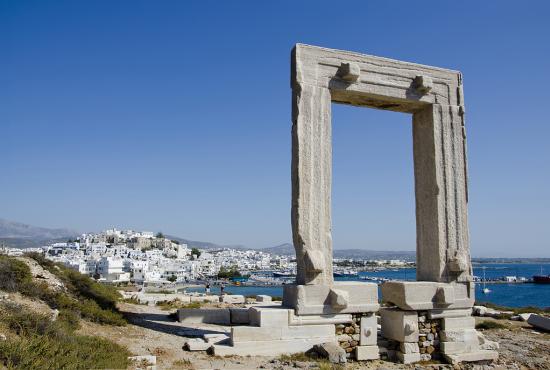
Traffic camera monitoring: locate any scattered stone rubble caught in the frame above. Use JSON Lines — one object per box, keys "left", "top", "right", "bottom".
{"left": 527, "top": 314, "right": 550, "bottom": 331}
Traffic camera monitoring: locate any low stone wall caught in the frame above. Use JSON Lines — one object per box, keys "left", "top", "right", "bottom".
{"left": 178, "top": 308, "right": 231, "bottom": 325}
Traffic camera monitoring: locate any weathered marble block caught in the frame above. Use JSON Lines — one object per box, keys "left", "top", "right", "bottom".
{"left": 355, "top": 345, "right": 379, "bottom": 360}
{"left": 359, "top": 314, "right": 377, "bottom": 346}
{"left": 249, "top": 307, "right": 290, "bottom": 327}
{"left": 381, "top": 281, "right": 474, "bottom": 310}
{"left": 380, "top": 308, "right": 419, "bottom": 343}
{"left": 178, "top": 308, "right": 230, "bottom": 325}
{"left": 283, "top": 282, "right": 379, "bottom": 315}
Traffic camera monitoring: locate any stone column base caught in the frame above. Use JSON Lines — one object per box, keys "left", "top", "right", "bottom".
{"left": 282, "top": 282, "right": 379, "bottom": 315}
{"left": 379, "top": 306, "right": 498, "bottom": 365}
{"left": 381, "top": 281, "right": 475, "bottom": 310}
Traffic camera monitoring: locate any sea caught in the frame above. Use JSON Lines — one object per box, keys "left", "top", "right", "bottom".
{"left": 186, "top": 263, "right": 550, "bottom": 308}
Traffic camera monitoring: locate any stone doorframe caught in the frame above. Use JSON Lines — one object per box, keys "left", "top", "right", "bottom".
{"left": 291, "top": 44, "right": 472, "bottom": 286}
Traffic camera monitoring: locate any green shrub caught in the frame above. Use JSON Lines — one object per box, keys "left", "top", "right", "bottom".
{"left": 62, "top": 268, "right": 121, "bottom": 310}
{"left": 476, "top": 320, "right": 507, "bottom": 330}
{"left": 27, "top": 253, "right": 121, "bottom": 310}
{"left": 25, "top": 253, "right": 126, "bottom": 326}
{"left": 122, "top": 297, "right": 146, "bottom": 305}
{"left": 0, "top": 332, "right": 130, "bottom": 369}
{"left": 58, "top": 309, "right": 81, "bottom": 332}
{"left": 475, "top": 301, "right": 550, "bottom": 315}
{"left": 0, "top": 302, "right": 130, "bottom": 369}
{"left": 156, "top": 299, "right": 201, "bottom": 311}
{"left": 0, "top": 256, "right": 33, "bottom": 292}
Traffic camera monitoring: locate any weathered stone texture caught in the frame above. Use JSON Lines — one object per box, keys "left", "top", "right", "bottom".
{"left": 283, "top": 282, "right": 378, "bottom": 315}
{"left": 177, "top": 308, "right": 230, "bottom": 325}
{"left": 291, "top": 82, "right": 333, "bottom": 286}
{"left": 380, "top": 308, "right": 418, "bottom": 343}
{"left": 381, "top": 281, "right": 474, "bottom": 310}
{"left": 289, "top": 43, "right": 472, "bottom": 296}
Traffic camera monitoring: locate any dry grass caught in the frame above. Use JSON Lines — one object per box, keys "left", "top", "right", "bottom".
{"left": 476, "top": 320, "right": 508, "bottom": 330}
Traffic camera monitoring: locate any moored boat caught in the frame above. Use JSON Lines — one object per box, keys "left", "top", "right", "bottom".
{"left": 273, "top": 271, "right": 295, "bottom": 278}
{"left": 533, "top": 275, "right": 550, "bottom": 284}
{"left": 533, "top": 266, "right": 550, "bottom": 284}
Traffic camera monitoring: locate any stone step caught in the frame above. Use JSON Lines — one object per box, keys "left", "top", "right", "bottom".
{"left": 249, "top": 306, "right": 291, "bottom": 327}
{"left": 183, "top": 338, "right": 211, "bottom": 351}
{"left": 444, "top": 350, "right": 498, "bottom": 364}
{"left": 212, "top": 337, "right": 336, "bottom": 356}
{"left": 231, "top": 324, "right": 335, "bottom": 343}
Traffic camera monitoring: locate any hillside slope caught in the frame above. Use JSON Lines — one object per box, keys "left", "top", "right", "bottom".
{"left": 0, "top": 254, "right": 130, "bottom": 369}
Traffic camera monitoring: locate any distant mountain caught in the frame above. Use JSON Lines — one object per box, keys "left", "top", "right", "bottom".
{"left": 261, "top": 243, "right": 295, "bottom": 255}
{"left": 166, "top": 235, "right": 247, "bottom": 251}
{"left": 0, "top": 217, "right": 415, "bottom": 260}
{"left": 260, "top": 243, "right": 415, "bottom": 261}
{"left": 333, "top": 248, "right": 415, "bottom": 261}
{"left": 0, "top": 218, "right": 79, "bottom": 248}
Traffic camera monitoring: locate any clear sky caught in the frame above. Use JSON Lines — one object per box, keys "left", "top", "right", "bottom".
{"left": 1, "top": 1, "right": 549, "bottom": 257}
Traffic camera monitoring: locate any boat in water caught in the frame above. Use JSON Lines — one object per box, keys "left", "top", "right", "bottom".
{"left": 273, "top": 271, "right": 296, "bottom": 278}
{"left": 533, "top": 275, "right": 550, "bottom": 283}
{"left": 533, "top": 267, "right": 550, "bottom": 284}
{"left": 333, "top": 269, "right": 358, "bottom": 278}
{"left": 481, "top": 266, "right": 491, "bottom": 294}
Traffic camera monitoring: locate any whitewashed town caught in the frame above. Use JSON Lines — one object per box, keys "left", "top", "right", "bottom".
{"left": 0, "top": 228, "right": 412, "bottom": 286}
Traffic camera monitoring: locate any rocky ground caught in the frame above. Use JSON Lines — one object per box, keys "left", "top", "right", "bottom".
{"left": 2, "top": 256, "right": 548, "bottom": 370}
{"left": 74, "top": 302, "right": 550, "bottom": 370}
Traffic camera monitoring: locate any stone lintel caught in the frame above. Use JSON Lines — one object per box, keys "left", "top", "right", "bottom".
{"left": 292, "top": 43, "right": 462, "bottom": 113}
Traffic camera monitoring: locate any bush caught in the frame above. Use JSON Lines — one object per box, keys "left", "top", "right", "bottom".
{"left": 0, "top": 255, "right": 33, "bottom": 292}
{"left": 167, "top": 274, "right": 177, "bottom": 282}
{"left": 0, "top": 332, "right": 129, "bottom": 370}
{"left": 476, "top": 320, "right": 507, "bottom": 330}
{"left": 24, "top": 253, "right": 126, "bottom": 325}
{"left": 156, "top": 299, "right": 201, "bottom": 311}
{"left": 217, "top": 265, "right": 242, "bottom": 279}
{"left": 191, "top": 248, "right": 201, "bottom": 258}
{"left": 27, "top": 253, "right": 121, "bottom": 310}
{"left": 475, "top": 301, "right": 550, "bottom": 315}
{"left": 0, "top": 302, "right": 130, "bottom": 369}
{"left": 122, "top": 297, "right": 145, "bottom": 305}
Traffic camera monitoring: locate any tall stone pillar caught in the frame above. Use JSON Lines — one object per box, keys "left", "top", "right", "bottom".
{"left": 291, "top": 83, "right": 334, "bottom": 286}
{"left": 413, "top": 104, "right": 472, "bottom": 283}
{"left": 283, "top": 44, "right": 379, "bottom": 316}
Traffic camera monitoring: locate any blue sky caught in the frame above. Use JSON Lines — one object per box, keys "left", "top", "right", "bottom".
{"left": 1, "top": 1, "right": 549, "bottom": 257}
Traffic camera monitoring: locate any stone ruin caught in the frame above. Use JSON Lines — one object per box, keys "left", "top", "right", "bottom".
{"left": 179, "top": 44, "right": 498, "bottom": 365}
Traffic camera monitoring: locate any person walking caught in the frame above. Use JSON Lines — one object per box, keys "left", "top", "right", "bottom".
{"left": 220, "top": 282, "right": 225, "bottom": 295}
{"left": 205, "top": 282, "right": 211, "bottom": 294}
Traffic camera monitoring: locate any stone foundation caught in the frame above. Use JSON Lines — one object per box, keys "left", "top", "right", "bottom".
{"left": 335, "top": 313, "right": 379, "bottom": 361}
{"left": 212, "top": 306, "right": 339, "bottom": 356}
{"left": 380, "top": 305, "right": 498, "bottom": 364}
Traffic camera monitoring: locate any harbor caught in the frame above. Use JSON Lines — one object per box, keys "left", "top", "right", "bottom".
{"left": 181, "top": 263, "right": 550, "bottom": 309}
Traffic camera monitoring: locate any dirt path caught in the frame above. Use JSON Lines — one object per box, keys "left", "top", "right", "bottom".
{"left": 480, "top": 319, "right": 550, "bottom": 370}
